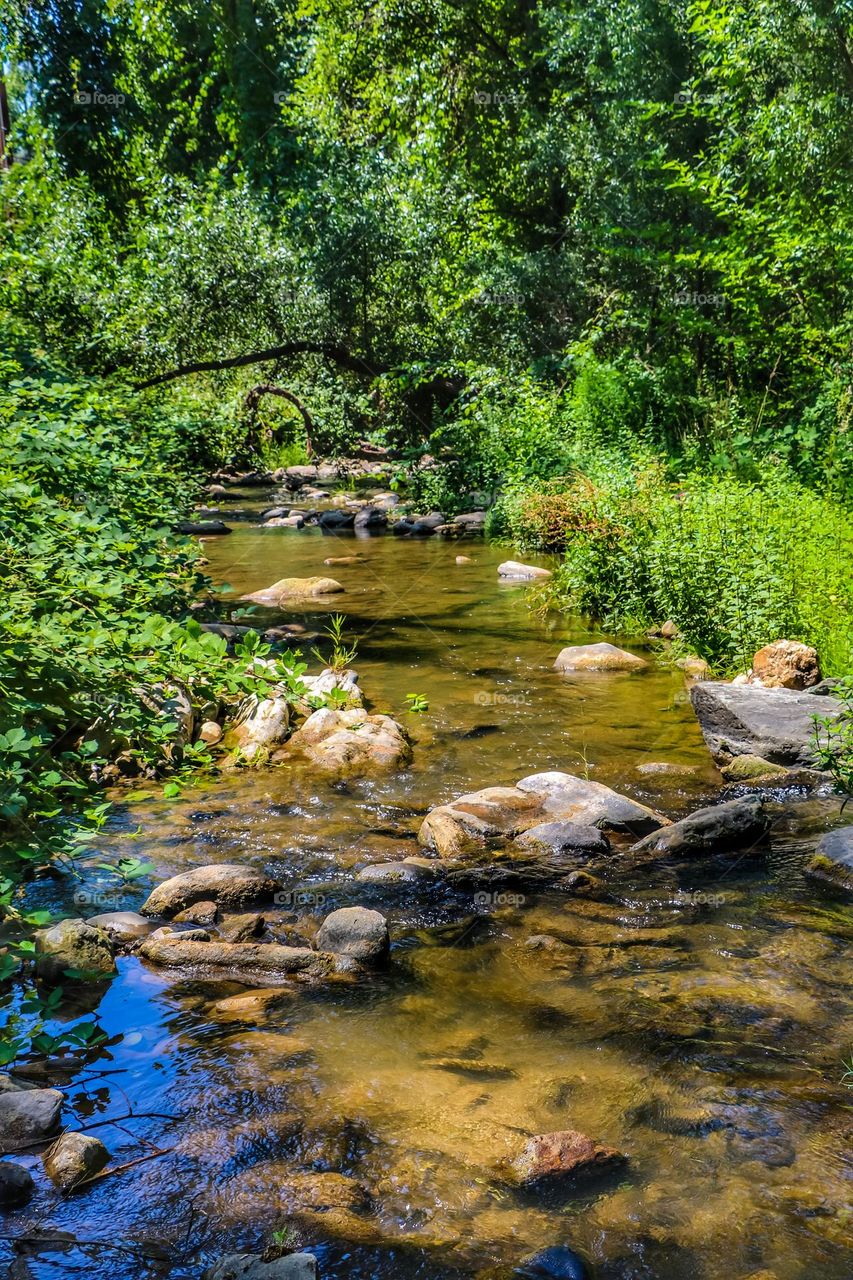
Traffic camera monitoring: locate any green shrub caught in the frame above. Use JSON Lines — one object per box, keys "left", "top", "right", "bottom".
{"left": 527, "top": 465, "right": 853, "bottom": 675}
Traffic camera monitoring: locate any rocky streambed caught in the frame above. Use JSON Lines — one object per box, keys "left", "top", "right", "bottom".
{"left": 1, "top": 496, "right": 852, "bottom": 1280}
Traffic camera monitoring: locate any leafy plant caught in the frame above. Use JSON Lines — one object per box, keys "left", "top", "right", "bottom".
{"left": 405, "top": 693, "right": 430, "bottom": 714}
{"left": 812, "top": 679, "right": 853, "bottom": 798}
{"left": 311, "top": 615, "right": 358, "bottom": 675}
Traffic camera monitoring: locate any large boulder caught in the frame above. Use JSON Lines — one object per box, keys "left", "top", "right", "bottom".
{"left": 419, "top": 773, "right": 667, "bottom": 858}
{"left": 205, "top": 1254, "right": 318, "bottom": 1280}
{"left": 0, "top": 1087, "right": 63, "bottom": 1153}
{"left": 240, "top": 577, "right": 344, "bottom": 606}
{"left": 300, "top": 668, "right": 363, "bottom": 708}
{"left": 750, "top": 639, "right": 821, "bottom": 690}
{"left": 497, "top": 561, "right": 552, "bottom": 580}
{"left": 284, "top": 464, "right": 319, "bottom": 488}
{"left": 141, "top": 865, "right": 281, "bottom": 919}
{"left": 516, "top": 772, "right": 668, "bottom": 837}
{"left": 223, "top": 695, "right": 292, "bottom": 758}
{"left": 139, "top": 936, "right": 333, "bottom": 981}
{"left": 554, "top": 643, "right": 647, "bottom": 673}
{"left": 275, "top": 707, "right": 411, "bottom": 776}
{"left": 314, "top": 907, "right": 389, "bottom": 962}
{"left": 43, "top": 1132, "right": 109, "bottom": 1191}
{"left": 35, "top": 919, "right": 116, "bottom": 983}
{"left": 690, "top": 681, "right": 842, "bottom": 767}
{"left": 511, "top": 1129, "right": 626, "bottom": 1186}
{"left": 631, "top": 796, "right": 771, "bottom": 858}
{"left": 805, "top": 826, "right": 853, "bottom": 898}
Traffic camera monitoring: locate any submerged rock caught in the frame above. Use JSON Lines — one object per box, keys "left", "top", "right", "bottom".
{"left": 314, "top": 907, "right": 389, "bottom": 962}
{"left": 0, "top": 1087, "right": 63, "bottom": 1152}
{"left": 35, "top": 919, "right": 116, "bottom": 983}
{"left": 43, "top": 1131, "right": 109, "bottom": 1191}
{"left": 554, "top": 643, "right": 647, "bottom": 673}
{"left": 515, "top": 1245, "right": 589, "bottom": 1279}
{"left": 240, "top": 576, "right": 344, "bottom": 605}
{"left": 498, "top": 560, "right": 552, "bottom": 580}
{"left": 511, "top": 1129, "right": 626, "bottom": 1185}
{"left": 141, "top": 864, "right": 281, "bottom": 919}
{"left": 204, "top": 1254, "right": 318, "bottom": 1280}
{"left": 276, "top": 707, "right": 411, "bottom": 775}
{"left": 690, "top": 681, "right": 841, "bottom": 767}
{"left": 750, "top": 639, "right": 821, "bottom": 690}
{"left": 0, "top": 1160, "right": 35, "bottom": 1206}
{"left": 630, "top": 796, "right": 771, "bottom": 858}
{"left": 805, "top": 826, "right": 853, "bottom": 898}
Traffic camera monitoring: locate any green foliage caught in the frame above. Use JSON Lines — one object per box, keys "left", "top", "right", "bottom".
{"left": 0, "top": 371, "right": 309, "bottom": 882}
{"left": 527, "top": 465, "right": 853, "bottom": 675}
{"left": 311, "top": 615, "right": 358, "bottom": 676}
{"left": 812, "top": 678, "right": 853, "bottom": 796}
{"left": 405, "top": 693, "right": 430, "bottom": 714}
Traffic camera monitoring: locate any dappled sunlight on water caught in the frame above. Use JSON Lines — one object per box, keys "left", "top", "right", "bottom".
{"left": 4, "top": 512, "right": 852, "bottom": 1280}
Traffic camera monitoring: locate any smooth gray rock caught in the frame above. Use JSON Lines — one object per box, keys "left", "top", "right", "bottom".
{"left": 86, "top": 911, "right": 155, "bottom": 945}
{"left": 141, "top": 865, "right": 281, "bottom": 919}
{"left": 515, "top": 821, "right": 611, "bottom": 858}
{"left": 690, "top": 681, "right": 841, "bottom": 767}
{"left": 314, "top": 906, "right": 389, "bottom": 962}
{"left": 631, "top": 796, "right": 771, "bottom": 857}
{"left": 204, "top": 1252, "right": 318, "bottom": 1280}
{"left": 0, "top": 1088, "right": 63, "bottom": 1152}
{"left": 517, "top": 772, "right": 668, "bottom": 837}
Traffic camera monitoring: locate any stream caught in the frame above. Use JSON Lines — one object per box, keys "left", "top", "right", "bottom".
{"left": 3, "top": 489, "right": 852, "bottom": 1280}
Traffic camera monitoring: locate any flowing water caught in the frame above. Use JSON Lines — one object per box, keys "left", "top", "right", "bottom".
{"left": 3, "top": 492, "right": 852, "bottom": 1280}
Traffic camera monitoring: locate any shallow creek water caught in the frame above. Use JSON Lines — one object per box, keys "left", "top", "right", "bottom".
{"left": 4, "top": 493, "right": 853, "bottom": 1280}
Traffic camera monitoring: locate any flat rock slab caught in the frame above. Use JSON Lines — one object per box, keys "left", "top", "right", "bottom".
{"left": 690, "top": 681, "right": 841, "bottom": 766}
{"left": 141, "top": 865, "right": 282, "bottom": 918}
{"left": 554, "top": 643, "right": 647, "bottom": 673}
{"left": 139, "top": 937, "right": 333, "bottom": 982}
{"left": 205, "top": 1253, "right": 318, "bottom": 1280}
{"left": 631, "top": 796, "right": 771, "bottom": 858}
{"left": 241, "top": 576, "right": 344, "bottom": 605}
